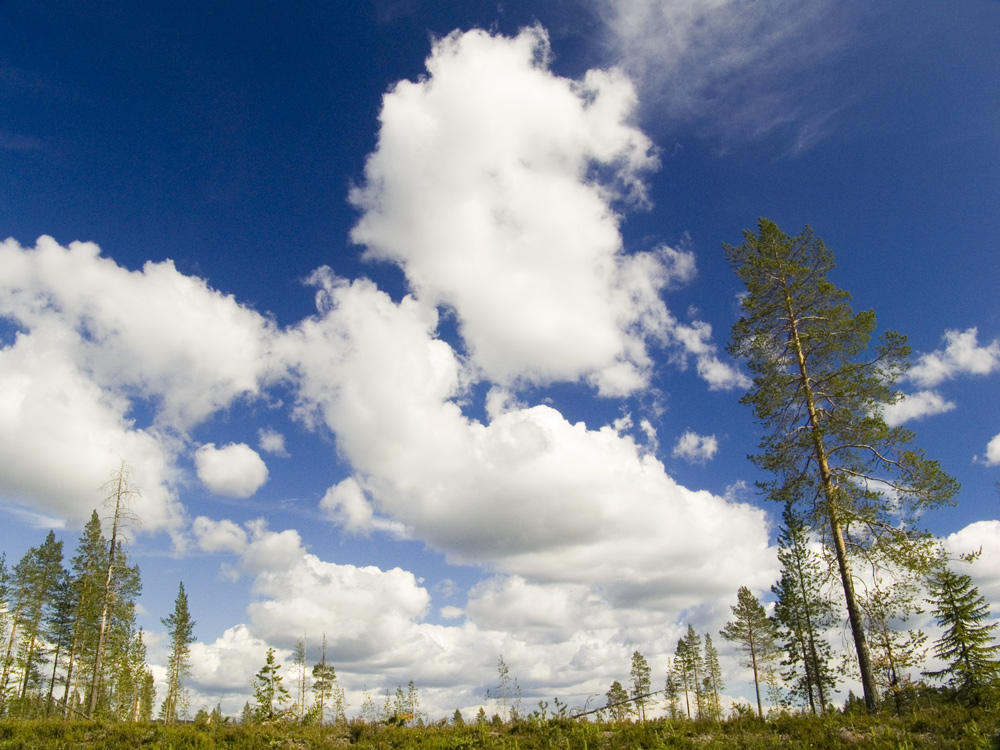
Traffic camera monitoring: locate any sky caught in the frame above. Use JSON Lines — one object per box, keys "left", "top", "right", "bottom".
{"left": 1, "top": 0, "right": 999, "bottom": 720}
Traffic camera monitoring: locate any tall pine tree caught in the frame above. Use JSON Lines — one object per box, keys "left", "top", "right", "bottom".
{"left": 12, "top": 531, "right": 64, "bottom": 712}
{"left": 702, "top": 634, "right": 724, "bottom": 721}
{"left": 311, "top": 635, "right": 337, "bottom": 724}
{"left": 726, "top": 219, "right": 959, "bottom": 711}
{"left": 89, "top": 462, "right": 141, "bottom": 718}
{"left": 629, "top": 650, "right": 651, "bottom": 721}
{"left": 160, "top": 582, "right": 196, "bottom": 723}
{"left": 62, "top": 511, "right": 109, "bottom": 717}
{"left": 720, "top": 586, "right": 779, "bottom": 719}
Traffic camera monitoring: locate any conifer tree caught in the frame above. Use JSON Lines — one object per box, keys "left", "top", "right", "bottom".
{"left": 252, "top": 647, "right": 290, "bottom": 723}
{"left": 726, "top": 219, "right": 959, "bottom": 711}
{"left": 720, "top": 586, "right": 779, "bottom": 719}
{"left": 406, "top": 680, "right": 419, "bottom": 725}
{"left": 663, "top": 660, "right": 682, "bottom": 720}
{"left": 360, "top": 688, "right": 377, "bottom": 723}
{"left": 629, "top": 650, "right": 651, "bottom": 720}
{"left": 673, "top": 636, "right": 694, "bottom": 719}
{"left": 292, "top": 636, "right": 307, "bottom": 720}
{"left": 924, "top": 566, "right": 1000, "bottom": 704}
{"left": 771, "top": 504, "right": 836, "bottom": 714}
{"left": 96, "top": 546, "right": 142, "bottom": 718}
{"left": 138, "top": 667, "right": 156, "bottom": 721}
{"left": 311, "top": 635, "right": 336, "bottom": 724}
{"left": 160, "top": 582, "right": 196, "bottom": 723}
{"left": 675, "top": 626, "right": 704, "bottom": 718}
{"left": 115, "top": 628, "right": 151, "bottom": 721}
{"left": 89, "top": 462, "right": 141, "bottom": 718}
{"left": 702, "top": 634, "right": 724, "bottom": 721}
{"left": 0, "top": 556, "right": 12, "bottom": 712}
{"left": 491, "top": 654, "right": 514, "bottom": 722}
{"left": 62, "top": 511, "right": 109, "bottom": 717}
{"left": 12, "top": 531, "right": 64, "bottom": 709}
{"left": 44, "top": 571, "right": 76, "bottom": 715}
{"left": 605, "top": 680, "right": 629, "bottom": 721}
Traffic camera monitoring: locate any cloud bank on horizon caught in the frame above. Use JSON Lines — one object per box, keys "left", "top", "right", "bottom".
{"left": 1, "top": 4, "right": 998, "bottom": 717}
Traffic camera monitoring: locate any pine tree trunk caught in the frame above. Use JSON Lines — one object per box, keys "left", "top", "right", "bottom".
{"left": 61, "top": 616, "right": 84, "bottom": 718}
{"left": 784, "top": 286, "right": 880, "bottom": 713}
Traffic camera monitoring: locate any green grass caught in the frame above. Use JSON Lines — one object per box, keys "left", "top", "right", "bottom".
{"left": 0, "top": 706, "right": 996, "bottom": 750}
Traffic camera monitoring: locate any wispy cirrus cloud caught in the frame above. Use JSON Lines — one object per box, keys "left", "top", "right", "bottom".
{"left": 597, "top": 0, "right": 861, "bottom": 150}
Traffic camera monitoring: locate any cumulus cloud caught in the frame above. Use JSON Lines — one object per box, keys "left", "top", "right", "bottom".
{"left": 195, "top": 443, "right": 269, "bottom": 498}
{"left": 0, "top": 326, "right": 181, "bottom": 530}
{"left": 320, "top": 478, "right": 375, "bottom": 533}
{"left": 350, "top": 26, "right": 736, "bottom": 395}
{"left": 0, "top": 237, "right": 281, "bottom": 429}
{"left": 981, "top": 434, "right": 1000, "bottom": 466}
{"left": 942, "top": 521, "right": 1000, "bottom": 611}
{"left": 187, "top": 624, "right": 270, "bottom": 694}
{"left": 0, "top": 236, "right": 281, "bottom": 529}
{"left": 909, "top": 327, "right": 1000, "bottom": 388}
{"left": 284, "top": 272, "right": 775, "bottom": 609}
{"left": 192, "top": 516, "right": 249, "bottom": 555}
{"left": 672, "top": 430, "right": 719, "bottom": 462}
{"left": 882, "top": 389, "right": 956, "bottom": 427}
{"left": 257, "top": 428, "right": 288, "bottom": 456}
{"left": 193, "top": 518, "right": 434, "bottom": 660}
{"left": 185, "top": 515, "right": 759, "bottom": 716}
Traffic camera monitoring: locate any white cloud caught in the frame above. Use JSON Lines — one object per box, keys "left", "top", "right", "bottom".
{"left": 942, "top": 521, "right": 1000, "bottom": 612}
{"left": 257, "top": 428, "right": 288, "bottom": 456}
{"left": 350, "top": 27, "right": 738, "bottom": 395}
{"left": 599, "top": 0, "right": 851, "bottom": 148}
{"left": 187, "top": 624, "right": 270, "bottom": 694}
{"left": 284, "top": 273, "right": 775, "bottom": 609}
{"left": 183, "top": 509, "right": 779, "bottom": 716}
{"left": 672, "top": 320, "right": 751, "bottom": 391}
{"left": 672, "top": 430, "right": 719, "bottom": 463}
{"left": 0, "top": 236, "right": 282, "bottom": 530}
{"left": 320, "top": 477, "right": 375, "bottom": 533}
{"left": 192, "top": 516, "right": 249, "bottom": 555}
{"left": 0, "top": 237, "right": 281, "bottom": 430}
{"left": 881, "top": 389, "right": 956, "bottom": 426}
{"left": 195, "top": 443, "right": 269, "bottom": 499}
{"left": 248, "top": 554, "right": 431, "bottom": 656}
{"left": 909, "top": 327, "right": 1000, "bottom": 388}
{"left": 0, "top": 326, "right": 181, "bottom": 530}
{"left": 238, "top": 519, "right": 306, "bottom": 575}
{"left": 982, "top": 434, "right": 1000, "bottom": 467}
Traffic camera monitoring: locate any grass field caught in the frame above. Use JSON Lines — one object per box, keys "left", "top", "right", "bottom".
{"left": 0, "top": 704, "right": 997, "bottom": 750}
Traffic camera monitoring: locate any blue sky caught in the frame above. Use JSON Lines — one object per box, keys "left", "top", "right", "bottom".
{"left": 1, "top": 0, "right": 999, "bottom": 718}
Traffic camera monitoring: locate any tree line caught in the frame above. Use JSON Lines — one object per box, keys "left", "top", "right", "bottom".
{"left": 0, "top": 462, "right": 201, "bottom": 723}
{"left": 0, "top": 463, "right": 153, "bottom": 719}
